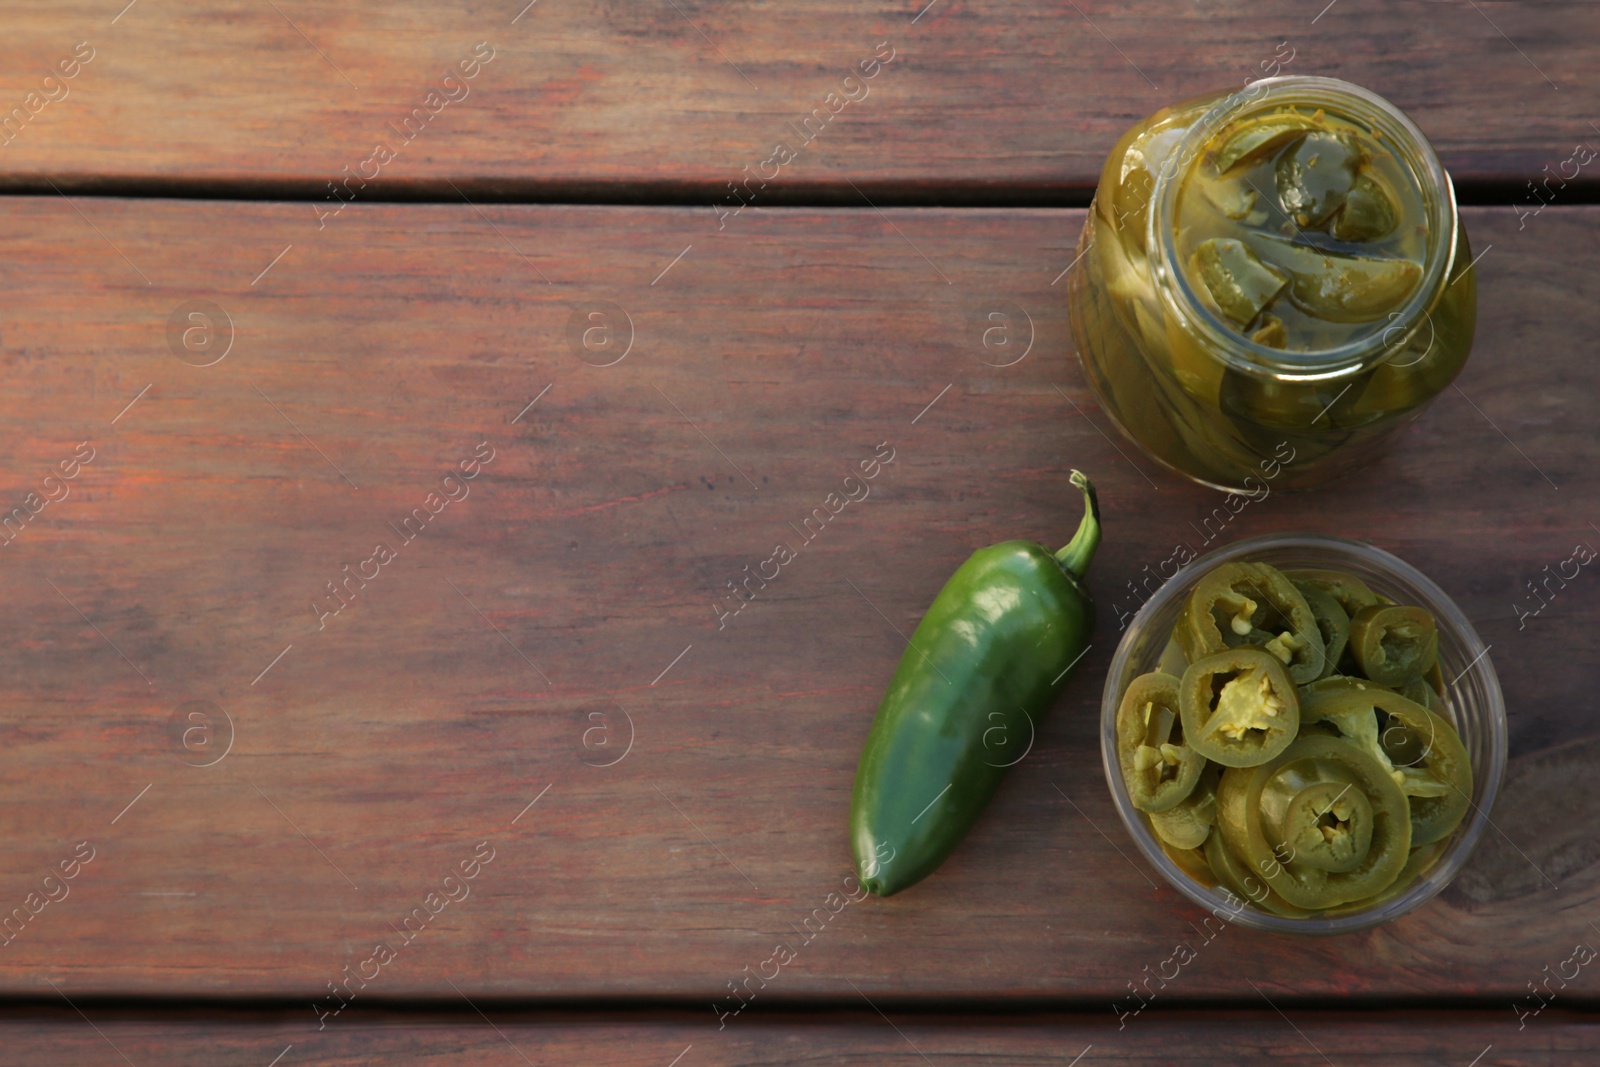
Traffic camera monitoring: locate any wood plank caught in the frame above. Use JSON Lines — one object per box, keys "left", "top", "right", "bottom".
{"left": 0, "top": 199, "right": 1597, "bottom": 1003}
{"left": 1, "top": 1009, "right": 1594, "bottom": 1066}
{"left": 0, "top": 1, "right": 1593, "bottom": 193}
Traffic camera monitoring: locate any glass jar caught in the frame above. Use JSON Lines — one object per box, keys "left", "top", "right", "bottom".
{"left": 1067, "top": 77, "right": 1476, "bottom": 493}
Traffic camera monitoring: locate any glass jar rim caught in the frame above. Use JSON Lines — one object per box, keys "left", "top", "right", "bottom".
{"left": 1149, "top": 76, "right": 1459, "bottom": 382}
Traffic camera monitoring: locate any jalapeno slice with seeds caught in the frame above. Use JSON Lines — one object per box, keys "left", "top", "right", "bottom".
{"left": 1217, "top": 734, "right": 1411, "bottom": 909}
{"left": 1179, "top": 648, "right": 1300, "bottom": 768}
{"left": 1303, "top": 687, "right": 1470, "bottom": 845}
{"left": 1348, "top": 603, "right": 1438, "bottom": 687}
{"left": 1117, "top": 672, "right": 1206, "bottom": 813}
{"left": 1177, "top": 562, "right": 1326, "bottom": 684}
{"left": 1117, "top": 554, "right": 1475, "bottom": 919}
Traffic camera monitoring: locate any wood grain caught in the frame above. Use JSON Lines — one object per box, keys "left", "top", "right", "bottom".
{"left": 0, "top": 1, "right": 1592, "bottom": 195}
{"left": 0, "top": 198, "right": 1597, "bottom": 1006}
{"left": 0, "top": 1009, "right": 1593, "bottom": 1066}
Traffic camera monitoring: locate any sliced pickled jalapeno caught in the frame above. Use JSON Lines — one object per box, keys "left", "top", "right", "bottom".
{"left": 1149, "top": 764, "right": 1221, "bottom": 850}
{"left": 1331, "top": 173, "right": 1398, "bottom": 242}
{"left": 1304, "top": 687, "right": 1470, "bottom": 845}
{"left": 1271, "top": 773, "right": 1375, "bottom": 874}
{"left": 1179, "top": 648, "right": 1299, "bottom": 767}
{"left": 1400, "top": 674, "right": 1446, "bottom": 715}
{"left": 1116, "top": 672, "right": 1206, "bottom": 813}
{"left": 1203, "top": 825, "right": 1314, "bottom": 918}
{"left": 1300, "top": 682, "right": 1394, "bottom": 775}
{"left": 1371, "top": 692, "right": 1471, "bottom": 844}
{"left": 1323, "top": 840, "right": 1446, "bottom": 918}
{"left": 1173, "top": 105, "right": 1432, "bottom": 358}
{"left": 1348, "top": 603, "right": 1438, "bottom": 686}
{"left": 1275, "top": 131, "right": 1361, "bottom": 229}
{"left": 1217, "top": 734, "right": 1412, "bottom": 909}
{"left": 1291, "top": 581, "right": 1351, "bottom": 680}
{"left": 1115, "top": 555, "right": 1472, "bottom": 919}
{"left": 1191, "top": 238, "right": 1288, "bottom": 327}
{"left": 1251, "top": 234, "right": 1422, "bottom": 324}
{"left": 1212, "top": 113, "right": 1327, "bottom": 173}
{"left": 1282, "top": 568, "right": 1380, "bottom": 621}
{"left": 1177, "top": 561, "right": 1325, "bottom": 683}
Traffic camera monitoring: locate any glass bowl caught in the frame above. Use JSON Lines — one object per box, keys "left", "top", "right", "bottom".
{"left": 1099, "top": 533, "right": 1506, "bottom": 933}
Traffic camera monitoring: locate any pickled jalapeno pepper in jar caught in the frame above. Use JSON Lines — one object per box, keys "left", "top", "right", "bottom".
{"left": 1067, "top": 77, "right": 1477, "bottom": 492}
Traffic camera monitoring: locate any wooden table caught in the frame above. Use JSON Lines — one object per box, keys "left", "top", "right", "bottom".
{"left": 3, "top": 1, "right": 1598, "bottom": 1062}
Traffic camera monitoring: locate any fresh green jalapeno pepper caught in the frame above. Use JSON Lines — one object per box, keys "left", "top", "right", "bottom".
{"left": 1217, "top": 734, "right": 1412, "bottom": 909}
{"left": 1179, "top": 648, "right": 1300, "bottom": 768}
{"left": 1177, "top": 562, "right": 1325, "bottom": 683}
{"left": 1348, "top": 603, "right": 1438, "bottom": 687}
{"left": 1117, "top": 672, "right": 1206, "bottom": 813}
{"left": 849, "top": 473, "right": 1100, "bottom": 896}
{"left": 1149, "top": 763, "right": 1220, "bottom": 849}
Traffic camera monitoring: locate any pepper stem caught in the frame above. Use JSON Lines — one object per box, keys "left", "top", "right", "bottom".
{"left": 1054, "top": 470, "right": 1101, "bottom": 577}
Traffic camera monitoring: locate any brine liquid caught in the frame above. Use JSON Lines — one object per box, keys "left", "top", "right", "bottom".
{"left": 1173, "top": 107, "right": 1430, "bottom": 354}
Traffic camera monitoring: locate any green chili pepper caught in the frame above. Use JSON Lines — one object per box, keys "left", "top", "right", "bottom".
{"left": 1302, "top": 683, "right": 1471, "bottom": 846}
{"left": 1179, "top": 647, "right": 1300, "bottom": 767}
{"left": 1149, "top": 763, "right": 1221, "bottom": 849}
{"left": 1291, "top": 580, "right": 1350, "bottom": 681}
{"left": 1177, "top": 561, "right": 1325, "bottom": 683}
{"left": 1283, "top": 568, "right": 1379, "bottom": 620}
{"left": 1348, "top": 603, "right": 1438, "bottom": 687}
{"left": 1203, "top": 824, "right": 1314, "bottom": 918}
{"left": 1400, "top": 674, "right": 1446, "bottom": 715}
{"left": 1217, "top": 734, "right": 1412, "bottom": 909}
{"left": 1116, "top": 672, "right": 1206, "bottom": 813}
{"left": 849, "top": 472, "right": 1100, "bottom": 896}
